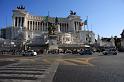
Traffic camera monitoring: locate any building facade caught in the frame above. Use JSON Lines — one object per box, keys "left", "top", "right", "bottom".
{"left": 0, "top": 6, "right": 96, "bottom": 49}
{"left": 78, "top": 30, "right": 95, "bottom": 44}
{"left": 12, "top": 6, "right": 82, "bottom": 41}
{"left": 100, "top": 37, "right": 115, "bottom": 47}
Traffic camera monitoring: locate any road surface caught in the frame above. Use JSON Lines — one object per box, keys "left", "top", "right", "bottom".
{"left": 0, "top": 52, "right": 124, "bottom": 82}
{"left": 53, "top": 52, "right": 124, "bottom": 82}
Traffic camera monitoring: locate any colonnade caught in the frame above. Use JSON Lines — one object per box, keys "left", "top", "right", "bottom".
{"left": 27, "top": 21, "right": 69, "bottom": 32}
{"left": 14, "top": 17, "right": 24, "bottom": 27}
{"left": 14, "top": 17, "right": 81, "bottom": 32}
{"left": 74, "top": 21, "right": 81, "bottom": 31}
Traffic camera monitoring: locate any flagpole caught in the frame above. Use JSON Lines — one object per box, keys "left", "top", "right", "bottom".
{"left": 84, "top": 24, "right": 85, "bottom": 31}
{"left": 84, "top": 16, "right": 88, "bottom": 31}
{"left": 86, "top": 16, "right": 88, "bottom": 31}
{"left": 91, "top": 24, "right": 93, "bottom": 31}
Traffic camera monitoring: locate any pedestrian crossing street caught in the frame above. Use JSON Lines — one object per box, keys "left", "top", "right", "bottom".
{"left": 0, "top": 59, "right": 52, "bottom": 82}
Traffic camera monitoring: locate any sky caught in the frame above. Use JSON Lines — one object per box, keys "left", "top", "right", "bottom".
{"left": 0, "top": 0, "right": 124, "bottom": 38}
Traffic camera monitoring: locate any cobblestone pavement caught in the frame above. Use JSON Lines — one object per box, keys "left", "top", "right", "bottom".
{"left": 0, "top": 55, "right": 59, "bottom": 82}
{"left": 53, "top": 52, "right": 124, "bottom": 82}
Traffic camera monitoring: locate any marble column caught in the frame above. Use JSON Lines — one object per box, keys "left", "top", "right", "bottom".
{"left": 31, "top": 21, "right": 33, "bottom": 31}
{"left": 13, "top": 17, "right": 15, "bottom": 27}
{"left": 28, "top": 21, "right": 30, "bottom": 30}
{"left": 33, "top": 21, "right": 34, "bottom": 30}
{"left": 38, "top": 22, "right": 39, "bottom": 31}
{"left": 41, "top": 23, "right": 42, "bottom": 31}
{"left": 37, "top": 21, "right": 38, "bottom": 30}
{"left": 17, "top": 17, "right": 19, "bottom": 27}
{"left": 20, "top": 17, "right": 22, "bottom": 28}
{"left": 22, "top": 17, "right": 24, "bottom": 27}
{"left": 35, "top": 21, "right": 36, "bottom": 30}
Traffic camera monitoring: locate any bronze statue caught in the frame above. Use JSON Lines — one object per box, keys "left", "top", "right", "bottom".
{"left": 70, "top": 10, "right": 73, "bottom": 15}
{"left": 73, "top": 12, "right": 76, "bottom": 15}
{"left": 55, "top": 17, "right": 58, "bottom": 24}
{"left": 70, "top": 10, "right": 76, "bottom": 15}
{"left": 17, "top": 5, "right": 25, "bottom": 10}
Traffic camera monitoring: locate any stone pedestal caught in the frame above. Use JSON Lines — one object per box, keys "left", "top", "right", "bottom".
{"left": 48, "top": 35, "right": 58, "bottom": 50}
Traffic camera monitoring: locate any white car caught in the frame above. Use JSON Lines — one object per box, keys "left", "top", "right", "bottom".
{"left": 33, "top": 51, "right": 37, "bottom": 56}
{"left": 22, "top": 50, "right": 37, "bottom": 56}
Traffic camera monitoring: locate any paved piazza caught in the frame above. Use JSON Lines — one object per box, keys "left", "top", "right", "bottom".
{"left": 0, "top": 55, "right": 58, "bottom": 82}
{"left": 53, "top": 52, "right": 124, "bottom": 82}
{"left": 0, "top": 52, "right": 124, "bottom": 82}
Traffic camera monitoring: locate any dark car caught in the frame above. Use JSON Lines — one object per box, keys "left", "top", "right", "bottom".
{"left": 79, "top": 49, "right": 93, "bottom": 55}
{"left": 72, "top": 51, "right": 78, "bottom": 54}
{"left": 102, "top": 48, "right": 118, "bottom": 55}
{"left": 72, "top": 49, "right": 78, "bottom": 54}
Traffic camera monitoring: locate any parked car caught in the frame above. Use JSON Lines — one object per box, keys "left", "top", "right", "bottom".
{"left": 102, "top": 48, "right": 117, "bottom": 55}
{"left": 65, "top": 50, "right": 72, "bottom": 54}
{"left": 21, "top": 50, "right": 37, "bottom": 56}
{"left": 48, "top": 50, "right": 57, "bottom": 54}
{"left": 72, "top": 50, "right": 78, "bottom": 54}
{"left": 79, "top": 49, "right": 93, "bottom": 55}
